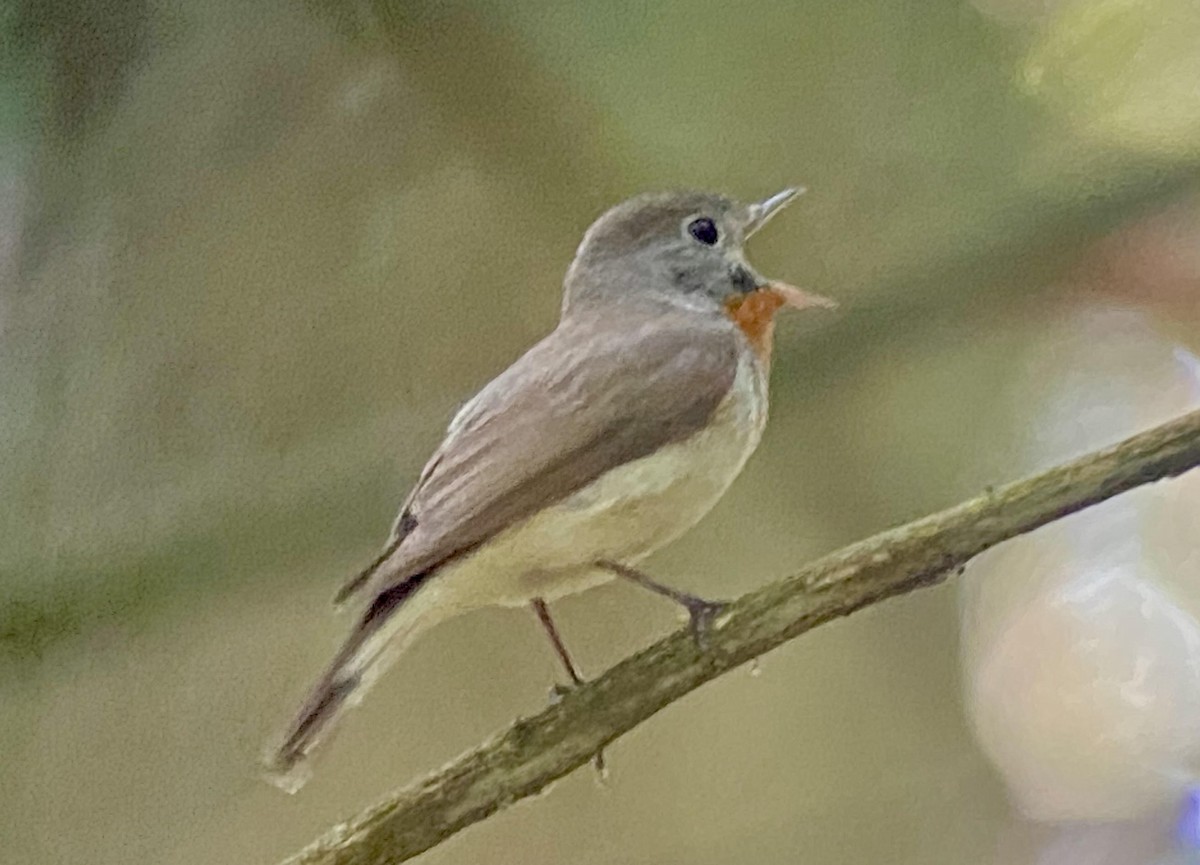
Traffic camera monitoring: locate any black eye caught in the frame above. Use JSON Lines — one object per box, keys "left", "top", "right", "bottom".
{"left": 687, "top": 217, "right": 719, "bottom": 246}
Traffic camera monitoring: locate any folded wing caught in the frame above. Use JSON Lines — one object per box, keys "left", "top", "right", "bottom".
{"left": 341, "top": 303, "right": 741, "bottom": 605}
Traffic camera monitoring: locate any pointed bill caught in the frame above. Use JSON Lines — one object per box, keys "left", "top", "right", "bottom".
{"left": 767, "top": 281, "right": 838, "bottom": 311}
{"left": 746, "top": 187, "right": 806, "bottom": 237}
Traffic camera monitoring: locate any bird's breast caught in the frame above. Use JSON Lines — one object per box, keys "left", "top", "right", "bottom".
{"left": 446, "top": 348, "right": 770, "bottom": 606}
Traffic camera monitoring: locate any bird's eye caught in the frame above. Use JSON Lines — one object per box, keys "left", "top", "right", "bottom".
{"left": 687, "top": 217, "right": 719, "bottom": 246}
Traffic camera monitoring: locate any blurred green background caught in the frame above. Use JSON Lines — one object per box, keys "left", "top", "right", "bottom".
{"left": 3, "top": 1, "right": 1200, "bottom": 863}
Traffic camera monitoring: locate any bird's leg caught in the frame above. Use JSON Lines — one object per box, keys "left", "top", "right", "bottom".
{"left": 597, "top": 560, "right": 728, "bottom": 650}
{"left": 531, "top": 598, "right": 584, "bottom": 690}
{"left": 529, "top": 598, "right": 606, "bottom": 775}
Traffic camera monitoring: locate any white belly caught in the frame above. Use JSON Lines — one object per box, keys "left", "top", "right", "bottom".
{"left": 433, "top": 350, "right": 769, "bottom": 610}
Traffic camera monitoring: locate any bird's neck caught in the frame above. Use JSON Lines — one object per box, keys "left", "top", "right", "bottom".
{"left": 724, "top": 290, "right": 785, "bottom": 364}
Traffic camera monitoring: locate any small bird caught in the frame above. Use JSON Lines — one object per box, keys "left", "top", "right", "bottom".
{"left": 266, "top": 188, "right": 834, "bottom": 791}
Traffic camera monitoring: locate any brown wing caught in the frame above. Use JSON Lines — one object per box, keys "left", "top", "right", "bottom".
{"left": 337, "top": 302, "right": 741, "bottom": 605}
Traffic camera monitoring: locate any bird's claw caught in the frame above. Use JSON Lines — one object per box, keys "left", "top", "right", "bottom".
{"left": 546, "top": 682, "right": 607, "bottom": 774}
{"left": 684, "top": 598, "right": 728, "bottom": 650}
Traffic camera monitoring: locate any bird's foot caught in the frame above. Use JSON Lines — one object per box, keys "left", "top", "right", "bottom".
{"left": 545, "top": 680, "right": 607, "bottom": 776}
{"left": 596, "top": 560, "right": 729, "bottom": 650}
{"left": 683, "top": 597, "right": 728, "bottom": 650}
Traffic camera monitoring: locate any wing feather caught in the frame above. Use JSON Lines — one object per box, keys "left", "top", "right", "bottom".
{"left": 340, "top": 303, "right": 741, "bottom": 603}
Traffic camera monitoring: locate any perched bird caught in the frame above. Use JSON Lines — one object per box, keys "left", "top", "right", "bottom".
{"left": 266, "top": 188, "right": 834, "bottom": 791}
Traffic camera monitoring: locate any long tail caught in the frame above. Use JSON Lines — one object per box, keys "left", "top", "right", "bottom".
{"left": 264, "top": 575, "right": 433, "bottom": 793}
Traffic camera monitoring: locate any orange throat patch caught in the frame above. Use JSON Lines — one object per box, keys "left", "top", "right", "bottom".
{"left": 724, "top": 289, "right": 786, "bottom": 362}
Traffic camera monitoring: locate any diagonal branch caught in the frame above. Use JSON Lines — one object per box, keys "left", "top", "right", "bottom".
{"left": 281, "top": 408, "right": 1200, "bottom": 865}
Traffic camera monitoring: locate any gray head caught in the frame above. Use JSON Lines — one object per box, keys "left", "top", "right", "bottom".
{"left": 562, "top": 188, "right": 805, "bottom": 315}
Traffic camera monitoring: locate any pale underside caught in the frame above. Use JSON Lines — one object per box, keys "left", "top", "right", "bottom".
{"left": 359, "top": 347, "right": 770, "bottom": 672}
{"left": 267, "top": 337, "right": 772, "bottom": 791}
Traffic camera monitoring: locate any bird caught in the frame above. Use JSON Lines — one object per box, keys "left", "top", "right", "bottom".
{"left": 265, "top": 187, "right": 835, "bottom": 791}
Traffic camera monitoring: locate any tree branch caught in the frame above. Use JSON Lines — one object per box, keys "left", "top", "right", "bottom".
{"left": 283, "top": 408, "right": 1200, "bottom": 865}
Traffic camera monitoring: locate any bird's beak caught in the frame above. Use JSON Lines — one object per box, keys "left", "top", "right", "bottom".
{"left": 743, "top": 186, "right": 836, "bottom": 311}
{"left": 745, "top": 187, "right": 805, "bottom": 238}
{"left": 765, "top": 280, "right": 838, "bottom": 311}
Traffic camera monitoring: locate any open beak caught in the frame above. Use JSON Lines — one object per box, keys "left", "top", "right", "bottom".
{"left": 742, "top": 187, "right": 837, "bottom": 311}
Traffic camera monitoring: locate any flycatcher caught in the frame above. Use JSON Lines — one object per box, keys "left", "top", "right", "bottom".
{"left": 266, "top": 188, "right": 834, "bottom": 791}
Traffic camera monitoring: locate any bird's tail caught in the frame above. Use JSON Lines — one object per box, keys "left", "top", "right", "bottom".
{"left": 263, "top": 576, "right": 434, "bottom": 793}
